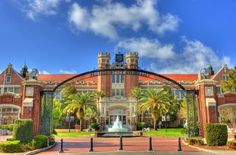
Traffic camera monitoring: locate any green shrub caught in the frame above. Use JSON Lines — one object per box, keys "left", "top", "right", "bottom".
{"left": 228, "top": 140, "right": 236, "bottom": 149}
{"left": 13, "top": 119, "right": 33, "bottom": 143}
{"left": 6, "top": 138, "right": 17, "bottom": 141}
{"left": 136, "top": 122, "right": 146, "bottom": 130}
{"left": 48, "top": 135, "right": 55, "bottom": 145}
{"left": 205, "top": 123, "right": 228, "bottom": 146}
{"left": 90, "top": 122, "right": 100, "bottom": 131}
{"left": 0, "top": 141, "right": 22, "bottom": 153}
{"left": 2, "top": 124, "right": 14, "bottom": 131}
{"left": 31, "top": 135, "right": 49, "bottom": 149}
{"left": 187, "top": 137, "right": 204, "bottom": 145}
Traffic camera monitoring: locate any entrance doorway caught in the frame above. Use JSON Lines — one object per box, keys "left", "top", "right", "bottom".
{"left": 109, "top": 115, "right": 126, "bottom": 125}
{"left": 109, "top": 109, "right": 127, "bottom": 125}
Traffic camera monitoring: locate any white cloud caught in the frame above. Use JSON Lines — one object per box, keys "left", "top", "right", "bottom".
{"left": 21, "top": 0, "right": 62, "bottom": 20}
{"left": 117, "top": 37, "right": 231, "bottom": 74}
{"left": 69, "top": 0, "right": 179, "bottom": 39}
{"left": 59, "top": 69, "right": 77, "bottom": 74}
{"left": 117, "top": 37, "right": 175, "bottom": 59}
{"left": 154, "top": 38, "right": 231, "bottom": 73}
{"left": 39, "top": 70, "right": 50, "bottom": 74}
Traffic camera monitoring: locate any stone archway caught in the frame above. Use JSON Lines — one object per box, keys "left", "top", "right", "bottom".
{"left": 218, "top": 103, "right": 236, "bottom": 132}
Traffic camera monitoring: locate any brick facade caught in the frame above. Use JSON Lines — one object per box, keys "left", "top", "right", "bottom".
{"left": 0, "top": 53, "right": 235, "bottom": 137}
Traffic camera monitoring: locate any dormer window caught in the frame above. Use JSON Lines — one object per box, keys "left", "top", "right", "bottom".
{"left": 6, "top": 76, "right": 11, "bottom": 83}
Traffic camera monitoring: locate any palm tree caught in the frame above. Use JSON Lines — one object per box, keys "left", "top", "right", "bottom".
{"left": 131, "top": 87, "right": 144, "bottom": 122}
{"left": 63, "top": 92, "right": 94, "bottom": 131}
{"left": 137, "top": 88, "right": 177, "bottom": 130}
{"left": 92, "top": 91, "right": 105, "bottom": 123}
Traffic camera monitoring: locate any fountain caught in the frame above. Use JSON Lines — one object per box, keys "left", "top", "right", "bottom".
{"left": 108, "top": 116, "right": 129, "bottom": 132}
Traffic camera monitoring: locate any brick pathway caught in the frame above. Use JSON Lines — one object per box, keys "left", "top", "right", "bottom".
{"left": 38, "top": 137, "right": 200, "bottom": 154}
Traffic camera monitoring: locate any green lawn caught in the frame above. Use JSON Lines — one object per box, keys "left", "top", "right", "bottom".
{"left": 54, "top": 131, "right": 95, "bottom": 137}
{"left": 144, "top": 128, "right": 184, "bottom": 137}
{"left": 54, "top": 128, "right": 184, "bottom": 137}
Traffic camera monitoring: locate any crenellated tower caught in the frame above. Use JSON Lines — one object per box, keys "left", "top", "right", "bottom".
{"left": 125, "top": 52, "right": 139, "bottom": 96}
{"left": 97, "top": 52, "right": 112, "bottom": 97}
{"left": 126, "top": 52, "right": 139, "bottom": 69}
{"left": 98, "top": 52, "right": 110, "bottom": 69}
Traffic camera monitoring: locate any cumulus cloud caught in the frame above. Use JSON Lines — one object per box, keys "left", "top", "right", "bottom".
{"left": 59, "top": 69, "right": 77, "bottom": 74}
{"left": 117, "top": 37, "right": 175, "bottom": 59}
{"left": 20, "top": 0, "right": 62, "bottom": 20}
{"left": 117, "top": 37, "right": 231, "bottom": 73}
{"left": 69, "top": 0, "right": 179, "bottom": 39}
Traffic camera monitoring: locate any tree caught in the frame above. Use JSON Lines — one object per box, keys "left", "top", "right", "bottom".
{"left": 219, "top": 106, "right": 236, "bottom": 130}
{"left": 92, "top": 91, "right": 104, "bottom": 123}
{"left": 61, "top": 83, "right": 77, "bottom": 100}
{"left": 137, "top": 88, "right": 177, "bottom": 130}
{"left": 63, "top": 92, "right": 94, "bottom": 131}
{"left": 53, "top": 99, "right": 63, "bottom": 129}
{"left": 131, "top": 87, "right": 144, "bottom": 122}
{"left": 221, "top": 66, "right": 236, "bottom": 92}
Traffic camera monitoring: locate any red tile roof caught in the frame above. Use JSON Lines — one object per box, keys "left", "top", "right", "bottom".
{"left": 38, "top": 73, "right": 198, "bottom": 82}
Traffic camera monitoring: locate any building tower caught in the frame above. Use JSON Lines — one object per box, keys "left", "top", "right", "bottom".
{"left": 125, "top": 52, "right": 139, "bottom": 96}
{"left": 97, "top": 52, "right": 111, "bottom": 96}
{"left": 126, "top": 52, "right": 139, "bottom": 69}
{"left": 98, "top": 52, "right": 110, "bottom": 69}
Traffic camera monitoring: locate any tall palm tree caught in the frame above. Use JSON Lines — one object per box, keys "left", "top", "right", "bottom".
{"left": 92, "top": 91, "right": 105, "bottom": 122}
{"left": 63, "top": 92, "right": 94, "bottom": 131}
{"left": 137, "top": 88, "right": 177, "bottom": 130}
{"left": 131, "top": 87, "right": 144, "bottom": 121}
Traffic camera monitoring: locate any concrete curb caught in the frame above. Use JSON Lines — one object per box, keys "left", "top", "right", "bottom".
{"left": 24, "top": 142, "right": 57, "bottom": 155}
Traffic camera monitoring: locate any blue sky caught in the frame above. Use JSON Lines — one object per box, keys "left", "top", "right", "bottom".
{"left": 0, "top": 0, "right": 235, "bottom": 74}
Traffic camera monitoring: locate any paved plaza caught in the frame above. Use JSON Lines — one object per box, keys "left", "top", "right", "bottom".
{"left": 38, "top": 137, "right": 200, "bottom": 154}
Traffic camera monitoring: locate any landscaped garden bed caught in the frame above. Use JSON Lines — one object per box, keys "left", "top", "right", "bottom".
{"left": 0, "top": 119, "right": 56, "bottom": 153}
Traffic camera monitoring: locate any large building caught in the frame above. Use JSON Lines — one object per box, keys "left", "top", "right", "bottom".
{"left": 0, "top": 52, "right": 235, "bottom": 136}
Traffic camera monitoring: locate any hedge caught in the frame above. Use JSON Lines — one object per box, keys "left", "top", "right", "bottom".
{"left": 186, "top": 137, "right": 204, "bottom": 145}
{"left": 2, "top": 124, "right": 14, "bottom": 131}
{"left": 31, "top": 135, "right": 49, "bottom": 149}
{"left": 0, "top": 141, "right": 22, "bottom": 153}
{"left": 205, "top": 123, "right": 228, "bottom": 146}
{"left": 228, "top": 140, "right": 236, "bottom": 150}
{"left": 13, "top": 119, "right": 33, "bottom": 143}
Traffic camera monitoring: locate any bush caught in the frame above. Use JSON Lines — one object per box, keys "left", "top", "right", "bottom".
{"left": 48, "top": 135, "right": 55, "bottom": 145}
{"left": 6, "top": 138, "right": 17, "bottom": 141}
{"left": 0, "top": 141, "right": 22, "bottom": 153}
{"left": 90, "top": 122, "right": 100, "bottom": 131}
{"left": 187, "top": 137, "right": 204, "bottom": 145}
{"left": 2, "top": 124, "right": 14, "bottom": 131}
{"left": 205, "top": 123, "right": 228, "bottom": 146}
{"left": 13, "top": 119, "right": 33, "bottom": 143}
{"left": 136, "top": 122, "right": 146, "bottom": 130}
{"left": 31, "top": 135, "right": 49, "bottom": 149}
{"left": 228, "top": 140, "right": 236, "bottom": 149}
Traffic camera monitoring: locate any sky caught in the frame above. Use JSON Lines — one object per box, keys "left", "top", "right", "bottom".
{"left": 0, "top": 0, "right": 236, "bottom": 74}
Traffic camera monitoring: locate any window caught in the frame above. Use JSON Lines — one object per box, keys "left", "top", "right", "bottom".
{"left": 6, "top": 76, "right": 11, "bottom": 83}
{"left": 205, "top": 87, "right": 213, "bottom": 96}
{"left": 222, "top": 75, "right": 229, "bottom": 81}
{"left": 216, "top": 86, "right": 222, "bottom": 94}
{"left": 14, "top": 87, "right": 20, "bottom": 94}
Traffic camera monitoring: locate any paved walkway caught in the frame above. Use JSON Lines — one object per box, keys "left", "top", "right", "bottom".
{"left": 38, "top": 137, "right": 200, "bottom": 154}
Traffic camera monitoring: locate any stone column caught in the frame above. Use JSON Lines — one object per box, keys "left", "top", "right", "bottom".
{"left": 22, "top": 79, "right": 42, "bottom": 135}
{"left": 195, "top": 79, "right": 218, "bottom": 137}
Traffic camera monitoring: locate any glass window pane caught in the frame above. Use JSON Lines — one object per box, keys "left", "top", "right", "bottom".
{"left": 112, "top": 89, "right": 115, "bottom": 96}
{"left": 8, "top": 87, "right": 13, "bottom": 92}
{"left": 121, "top": 89, "right": 124, "bottom": 96}
{"left": 14, "top": 87, "right": 20, "bottom": 94}
{"left": 112, "top": 74, "right": 115, "bottom": 83}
